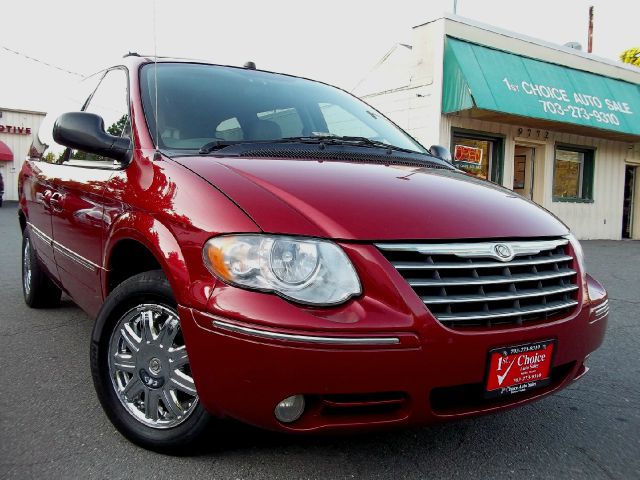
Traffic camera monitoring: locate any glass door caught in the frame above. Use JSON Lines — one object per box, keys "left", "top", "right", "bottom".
{"left": 622, "top": 165, "right": 636, "bottom": 239}
{"left": 513, "top": 145, "right": 535, "bottom": 200}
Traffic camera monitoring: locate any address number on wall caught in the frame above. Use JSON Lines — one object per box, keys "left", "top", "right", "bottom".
{"left": 517, "top": 128, "right": 549, "bottom": 139}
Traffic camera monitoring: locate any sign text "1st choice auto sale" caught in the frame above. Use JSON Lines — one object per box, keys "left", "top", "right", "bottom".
{"left": 502, "top": 77, "right": 633, "bottom": 126}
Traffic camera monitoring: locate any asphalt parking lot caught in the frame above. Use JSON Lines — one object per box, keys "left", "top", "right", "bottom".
{"left": 0, "top": 202, "right": 638, "bottom": 479}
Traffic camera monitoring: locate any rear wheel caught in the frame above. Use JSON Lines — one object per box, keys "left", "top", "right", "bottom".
{"left": 90, "top": 270, "right": 211, "bottom": 453}
{"left": 22, "top": 232, "right": 62, "bottom": 308}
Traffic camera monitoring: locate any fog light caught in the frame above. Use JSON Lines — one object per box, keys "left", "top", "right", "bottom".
{"left": 274, "top": 395, "right": 305, "bottom": 423}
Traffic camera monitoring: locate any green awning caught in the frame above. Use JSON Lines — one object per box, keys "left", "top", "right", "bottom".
{"left": 443, "top": 37, "right": 640, "bottom": 137}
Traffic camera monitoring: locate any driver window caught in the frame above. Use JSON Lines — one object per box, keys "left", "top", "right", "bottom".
{"left": 68, "top": 68, "right": 130, "bottom": 164}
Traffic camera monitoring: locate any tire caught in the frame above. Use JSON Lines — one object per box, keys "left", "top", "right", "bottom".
{"left": 22, "top": 231, "right": 62, "bottom": 308}
{"left": 90, "top": 270, "right": 211, "bottom": 454}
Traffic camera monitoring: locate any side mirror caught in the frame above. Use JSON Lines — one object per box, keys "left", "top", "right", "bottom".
{"left": 53, "top": 112, "right": 131, "bottom": 163}
{"left": 429, "top": 145, "right": 452, "bottom": 164}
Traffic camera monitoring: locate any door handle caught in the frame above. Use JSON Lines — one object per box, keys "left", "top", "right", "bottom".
{"left": 41, "top": 189, "right": 53, "bottom": 209}
{"left": 50, "top": 192, "right": 65, "bottom": 211}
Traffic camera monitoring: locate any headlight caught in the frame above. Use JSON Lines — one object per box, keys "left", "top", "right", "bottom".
{"left": 203, "top": 234, "right": 361, "bottom": 305}
{"left": 566, "top": 232, "right": 588, "bottom": 300}
{"left": 566, "top": 232, "right": 586, "bottom": 274}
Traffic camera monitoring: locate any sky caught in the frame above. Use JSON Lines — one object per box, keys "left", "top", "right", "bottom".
{"left": 0, "top": 0, "right": 637, "bottom": 115}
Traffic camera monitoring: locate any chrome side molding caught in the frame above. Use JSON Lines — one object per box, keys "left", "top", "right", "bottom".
{"left": 27, "top": 222, "right": 103, "bottom": 272}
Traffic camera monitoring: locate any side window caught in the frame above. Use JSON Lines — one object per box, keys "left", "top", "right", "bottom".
{"left": 69, "top": 68, "right": 130, "bottom": 163}
{"left": 552, "top": 146, "right": 595, "bottom": 202}
{"left": 318, "top": 103, "right": 377, "bottom": 138}
{"left": 256, "top": 108, "right": 303, "bottom": 138}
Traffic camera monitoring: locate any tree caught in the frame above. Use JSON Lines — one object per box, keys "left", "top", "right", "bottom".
{"left": 620, "top": 47, "right": 640, "bottom": 67}
{"left": 42, "top": 152, "right": 57, "bottom": 163}
{"left": 107, "top": 115, "right": 130, "bottom": 137}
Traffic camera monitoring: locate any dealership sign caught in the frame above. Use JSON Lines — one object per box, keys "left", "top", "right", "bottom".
{"left": 0, "top": 125, "right": 32, "bottom": 135}
{"left": 501, "top": 77, "right": 632, "bottom": 127}
{"left": 443, "top": 37, "right": 640, "bottom": 136}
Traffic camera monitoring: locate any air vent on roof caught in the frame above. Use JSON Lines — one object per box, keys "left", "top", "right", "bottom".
{"left": 564, "top": 42, "right": 583, "bottom": 51}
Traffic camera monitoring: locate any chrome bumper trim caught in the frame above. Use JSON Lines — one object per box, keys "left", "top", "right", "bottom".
{"left": 591, "top": 299, "right": 609, "bottom": 323}
{"left": 212, "top": 319, "right": 401, "bottom": 345}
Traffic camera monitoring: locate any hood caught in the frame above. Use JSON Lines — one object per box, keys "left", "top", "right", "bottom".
{"left": 174, "top": 156, "right": 568, "bottom": 241}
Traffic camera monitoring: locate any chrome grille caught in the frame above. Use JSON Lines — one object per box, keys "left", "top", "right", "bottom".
{"left": 376, "top": 238, "right": 579, "bottom": 327}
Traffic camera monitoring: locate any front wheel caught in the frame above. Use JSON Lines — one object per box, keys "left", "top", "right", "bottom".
{"left": 90, "top": 270, "right": 211, "bottom": 453}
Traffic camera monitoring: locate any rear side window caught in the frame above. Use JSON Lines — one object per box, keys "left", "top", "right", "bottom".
{"left": 215, "top": 118, "right": 243, "bottom": 140}
{"left": 257, "top": 108, "right": 303, "bottom": 138}
{"left": 318, "top": 103, "right": 377, "bottom": 138}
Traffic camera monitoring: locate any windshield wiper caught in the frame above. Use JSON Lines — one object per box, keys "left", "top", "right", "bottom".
{"left": 199, "top": 140, "right": 247, "bottom": 154}
{"left": 199, "top": 135, "right": 425, "bottom": 156}
{"left": 278, "top": 135, "right": 422, "bottom": 155}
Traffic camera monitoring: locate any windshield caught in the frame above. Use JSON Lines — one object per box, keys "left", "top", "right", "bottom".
{"left": 140, "top": 63, "right": 426, "bottom": 153}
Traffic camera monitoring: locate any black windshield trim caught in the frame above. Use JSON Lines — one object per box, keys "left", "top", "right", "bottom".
{"left": 165, "top": 142, "right": 455, "bottom": 170}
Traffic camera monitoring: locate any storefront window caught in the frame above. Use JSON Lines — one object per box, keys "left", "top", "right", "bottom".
{"left": 451, "top": 132, "right": 502, "bottom": 182}
{"left": 553, "top": 146, "right": 595, "bottom": 201}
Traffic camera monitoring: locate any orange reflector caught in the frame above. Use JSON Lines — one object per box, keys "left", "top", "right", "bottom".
{"left": 206, "top": 245, "right": 232, "bottom": 281}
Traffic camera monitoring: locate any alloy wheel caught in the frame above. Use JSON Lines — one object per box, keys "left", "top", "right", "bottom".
{"left": 23, "top": 238, "right": 32, "bottom": 297}
{"left": 108, "top": 304, "right": 198, "bottom": 429}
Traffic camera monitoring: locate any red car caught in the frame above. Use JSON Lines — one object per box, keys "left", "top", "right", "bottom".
{"left": 18, "top": 56, "right": 608, "bottom": 453}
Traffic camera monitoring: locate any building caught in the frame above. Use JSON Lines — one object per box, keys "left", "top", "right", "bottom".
{"left": 0, "top": 107, "right": 47, "bottom": 202}
{"left": 354, "top": 15, "right": 640, "bottom": 240}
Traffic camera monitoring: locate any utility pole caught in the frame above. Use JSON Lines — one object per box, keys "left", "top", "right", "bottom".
{"left": 588, "top": 6, "right": 594, "bottom": 53}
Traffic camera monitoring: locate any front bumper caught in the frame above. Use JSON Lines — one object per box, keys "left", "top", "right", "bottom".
{"left": 178, "top": 272, "right": 608, "bottom": 433}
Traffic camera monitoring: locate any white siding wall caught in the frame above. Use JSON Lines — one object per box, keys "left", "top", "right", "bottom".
{"left": 361, "top": 20, "right": 446, "bottom": 149}
{"left": 0, "top": 109, "right": 45, "bottom": 201}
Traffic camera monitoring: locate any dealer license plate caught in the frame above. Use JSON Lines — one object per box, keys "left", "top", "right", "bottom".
{"left": 484, "top": 340, "right": 555, "bottom": 398}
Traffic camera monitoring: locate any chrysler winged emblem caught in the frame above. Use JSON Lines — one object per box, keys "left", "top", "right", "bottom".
{"left": 493, "top": 243, "right": 514, "bottom": 262}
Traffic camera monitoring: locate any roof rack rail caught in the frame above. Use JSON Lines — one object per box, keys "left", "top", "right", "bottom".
{"left": 122, "top": 53, "right": 206, "bottom": 62}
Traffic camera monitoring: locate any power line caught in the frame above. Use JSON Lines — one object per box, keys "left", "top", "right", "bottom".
{"left": 0, "top": 45, "right": 86, "bottom": 78}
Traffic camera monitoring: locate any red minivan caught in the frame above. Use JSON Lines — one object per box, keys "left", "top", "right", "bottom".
{"left": 18, "top": 56, "right": 608, "bottom": 453}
